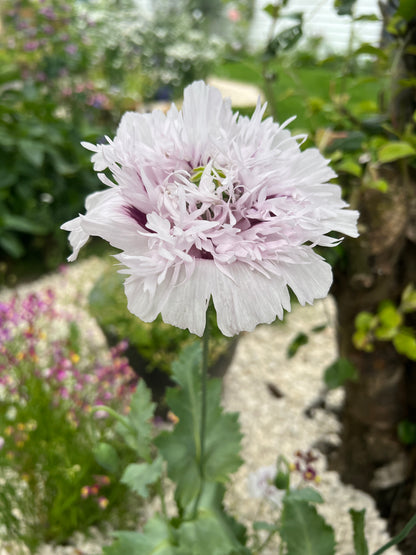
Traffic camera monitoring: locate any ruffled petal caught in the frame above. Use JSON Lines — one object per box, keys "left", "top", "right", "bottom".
{"left": 279, "top": 249, "right": 333, "bottom": 306}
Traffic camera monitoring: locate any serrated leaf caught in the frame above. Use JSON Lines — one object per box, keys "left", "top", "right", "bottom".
{"left": 287, "top": 332, "right": 309, "bottom": 358}
{"left": 121, "top": 456, "right": 163, "bottom": 498}
{"left": 285, "top": 487, "right": 323, "bottom": 504}
{"left": 349, "top": 509, "right": 369, "bottom": 555}
{"left": 121, "top": 457, "right": 163, "bottom": 498}
{"left": 324, "top": 358, "right": 358, "bottom": 389}
{"left": 93, "top": 442, "right": 120, "bottom": 474}
{"left": 393, "top": 328, "right": 416, "bottom": 360}
{"left": 178, "top": 513, "right": 244, "bottom": 555}
{"left": 115, "top": 380, "right": 156, "bottom": 459}
{"left": 280, "top": 499, "right": 335, "bottom": 555}
{"left": 155, "top": 344, "right": 242, "bottom": 508}
{"left": 103, "top": 517, "right": 179, "bottom": 555}
{"left": 378, "top": 141, "right": 416, "bottom": 163}
{"left": 197, "top": 482, "right": 249, "bottom": 553}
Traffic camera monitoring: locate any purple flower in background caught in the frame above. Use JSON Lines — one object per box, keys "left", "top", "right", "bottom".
{"left": 65, "top": 44, "right": 77, "bottom": 55}
{"left": 24, "top": 40, "right": 39, "bottom": 52}
{"left": 62, "top": 81, "right": 358, "bottom": 337}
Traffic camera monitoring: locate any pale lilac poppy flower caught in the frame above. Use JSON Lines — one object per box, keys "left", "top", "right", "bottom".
{"left": 62, "top": 81, "right": 358, "bottom": 337}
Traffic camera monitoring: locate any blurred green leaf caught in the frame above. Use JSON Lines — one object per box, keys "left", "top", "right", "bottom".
{"left": 121, "top": 456, "right": 163, "bottom": 498}
{"left": 393, "top": 328, "right": 416, "bottom": 360}
{"left": 354, "top": 13, "right": 379, "bottom": 21}
{"left": 378, "top": 141, "right": 416, "bottom": 163}
{"left": 0, "top": 233, "right": 25, "bottom": 258}
{"left": 397, "top": 0, "right": 416, "bottom": 22}
{"left": 285, "top": 487, "right": 323, "bottom": 504}
{"left": 398, "top": 420, "right": 416, "bottom": 445}
{"left": 253, "top": 521, "right": 277, "bottom": 532}
{"left": 353, "top": 44, "right": 387, "bottom": 59}
{"left": 155, "top": 343, "right": 242, "bottom": 508}
{"left": 377, "top": 301, "right": 402, "bottom": 330}
{"left": 18, "top": 139, "right": 45, "bottom": 167}
{"left": 263, "top": 3, "right": 281, "bottom": 19}
{"left": 324, "top": 358, "right": 358, "bottom": 390}
{"left": 104, "top": 517, "right": 179, "bottom": 555}
{"left": 280, "top": 499, "right": 336, "bottom": 554}
{"left": 93, "top": 442, "right": 120, "bottom": 474}
{"left": 355, "top": 311, "right": 376, "bottom": 333}
{"left": 334, "top": 0, "right": 357, "bottom": 16}
{"left": 287, "top": 332, "right": 309, "bottom": 358}
{"left": 349, "top": 509, "right": 369, "bottom": 555}
{"left": 3, "top": 214, "right": 48, "bottom": 235}
{"left": 401, "top": 284, "right": 416, "bottom": 313}
{"left": 115, "top": 380, "right": 156, "bottom": 460}
{"left": 337, "top": 158, "right": 362, "bottom": 177}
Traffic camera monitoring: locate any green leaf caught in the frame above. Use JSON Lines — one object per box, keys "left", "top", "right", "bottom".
{"left": 393, "top": 328, "right": 416, "bottom": 361}
{"left": 355, "top": 311, "right": 376, "bottom": 333}
{"left": 398, "top": 420, "right": 416, "bottom": 445}
{"left": 334, "top": 0, "right": 357, "bottom": 16}
{"left": 324, "top": 358, "right": 358, "bottom": 390}
{"left": 401, "top": 284, "right": 416, "bottom": 313}
{"left": 155, "top": 344, "right": 242, "bottom": 508}
{"left": 285, "top": 487, "right": 323, "bottom": 504}
{"left": 121, "top": 456, "right": 163, "bottom": 498}
{"left": 253, "top": 521, "right": 277, "bottom": 532}
{"left": 0, "top": 233, "right": 24, "bottom": 258}
{"left": 365, "top": 179, "right": 389, "bottom": 193}
{"left": 3, "top": 213, "right": 48, "bottom": 235}
{"left": 115, "top": 380, "right": 156, "bottom": 460}
{"left": 353, "top": 44, "right": 387, "bottom": 60}
{"left": 354, "top": 13, "right": 379, "bottom": 21}
{"left": 178, "top": 512, "right": 246, "bottom": 555}
{"left": 349, "top": 509, "right": 369, "bottom": 555}
{"left": 280, "top": 499, "right": 336, "bottom": 555}
{"left": 337, "top": 158, "right": 362, "bottom": 177}
{"left": 18, "top": 139, "right": 45, "bottom": 167}
{"left": 263, "top": 3, "right": 281, "bottom": 19}
{"left": 377, "top": 301, "right": 402, "bottom": 330}
{"left": 265, "top": 23, "right": 303, "bottom": 58}
{"left": 397, "top": 0, "right": 416, "bottom": 22}
{"left": 378, "top": 141, "right": 416, "bottom": 163}
{"left": 103, "top": 516, "right": 179, "bottom": 555}
{"left": 93, "top": 442, "right": 120, "bottom": 474}
{"left": 287, "top": 332, "right": 309, "bottom": 358}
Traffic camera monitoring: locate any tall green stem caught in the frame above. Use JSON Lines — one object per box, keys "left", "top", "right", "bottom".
{"left": 192, "top": 313, "right": 210, "bottom": 517}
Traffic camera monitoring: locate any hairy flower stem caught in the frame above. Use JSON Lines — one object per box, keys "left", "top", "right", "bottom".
{"left": 192, "top": 311, "right": 210, "bottom": 518}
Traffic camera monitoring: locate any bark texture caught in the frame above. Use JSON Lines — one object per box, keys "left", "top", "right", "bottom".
{"left": 331, "top": 4, "right": 416, "bottom": 551}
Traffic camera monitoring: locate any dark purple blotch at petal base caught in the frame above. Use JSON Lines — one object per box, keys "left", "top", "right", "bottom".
{"left": 124, "top": 205, "right": 154, "bottom": 232}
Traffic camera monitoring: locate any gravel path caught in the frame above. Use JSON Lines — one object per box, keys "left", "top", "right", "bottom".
{"left": 0, "top": 257, "right": 399, "bottom": 555}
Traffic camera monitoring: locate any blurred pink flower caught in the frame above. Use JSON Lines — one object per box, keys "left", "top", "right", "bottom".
{"left": 62, "top": 81, "right": 358, "bottom": 337}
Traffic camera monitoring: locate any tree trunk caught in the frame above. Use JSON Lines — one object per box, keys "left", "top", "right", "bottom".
{"left": 331, "top": 4, "right": 416, "bottom": 551}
